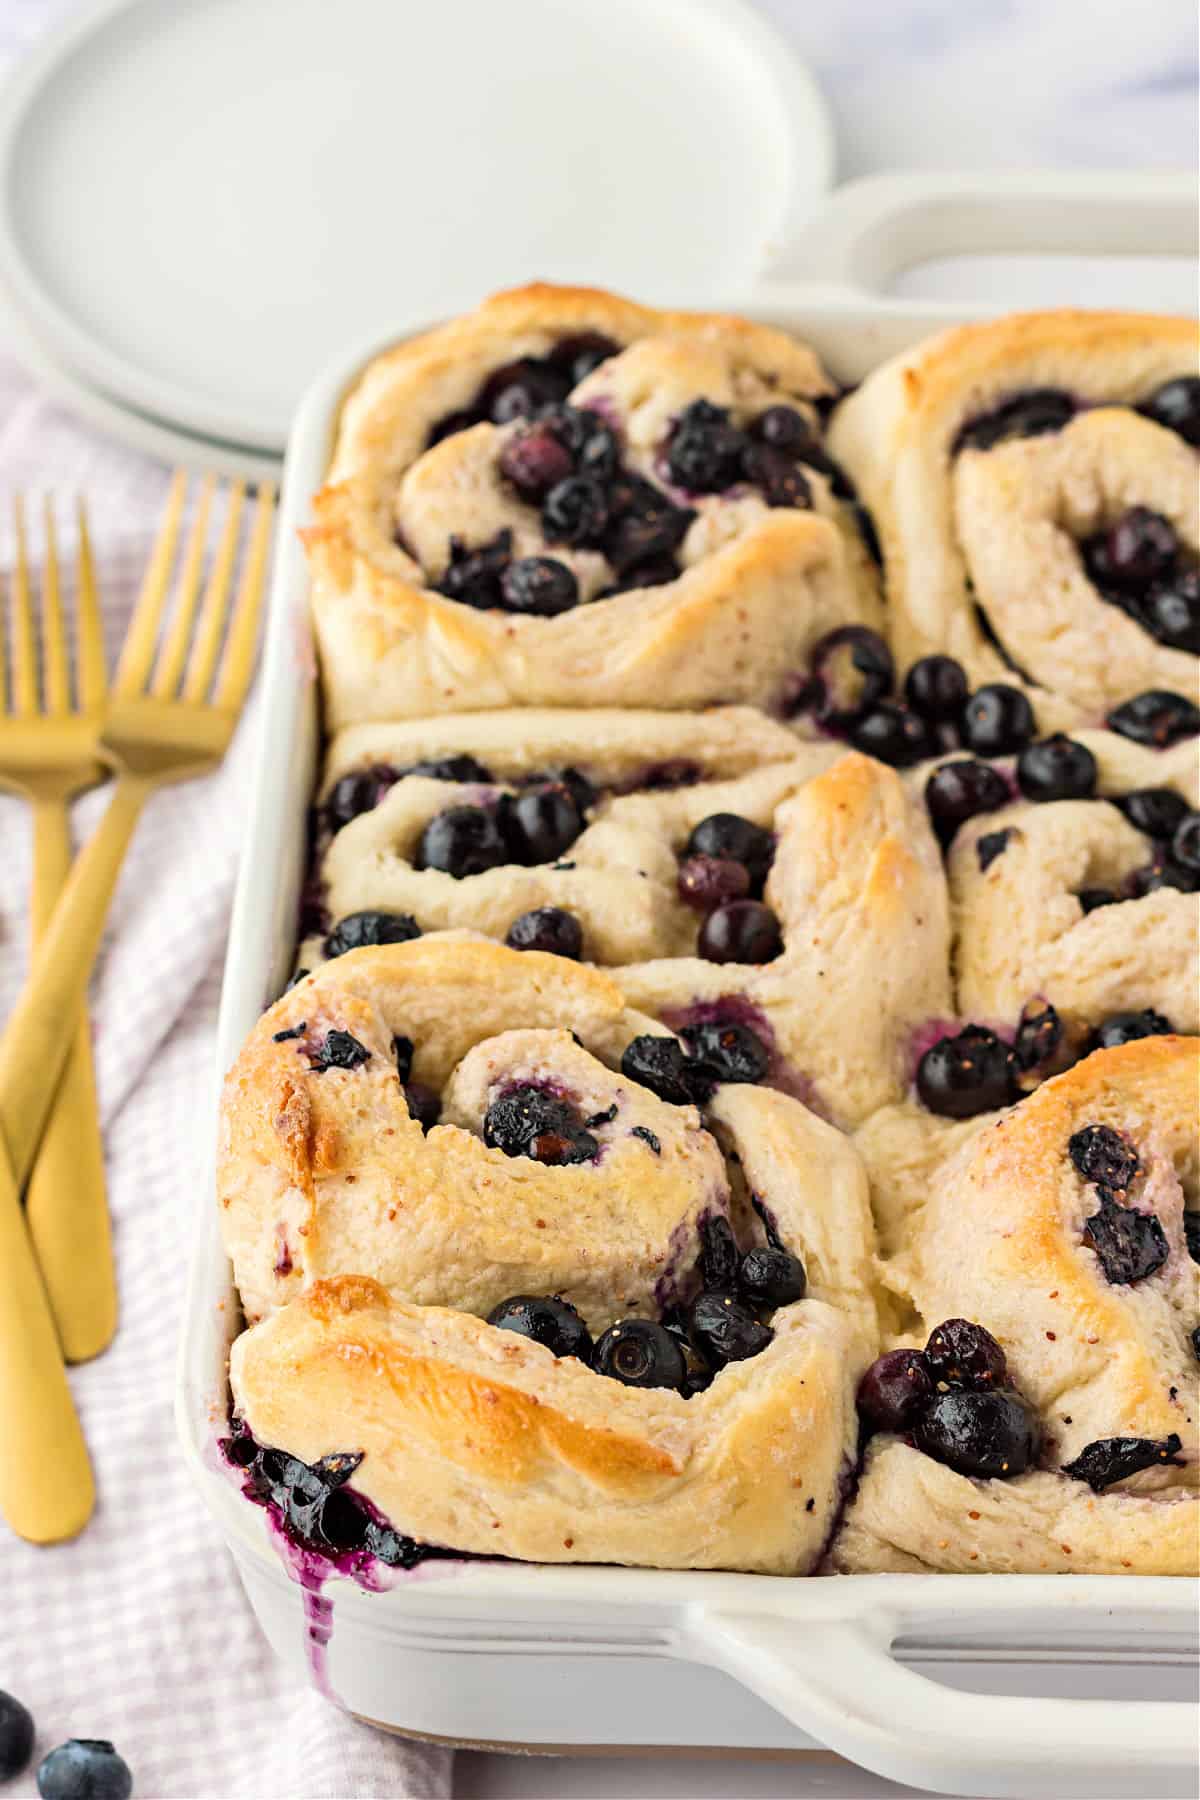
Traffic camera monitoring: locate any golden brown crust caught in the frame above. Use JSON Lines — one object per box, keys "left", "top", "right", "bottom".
{"left": 828, "top": 309, "right": 1200, "bottom": 729}
{"left": 304, "top": 282, "right": 879, "bottom": 726}
{"left": 834, "top": 1039, "right": 1199, "bottom": 1576}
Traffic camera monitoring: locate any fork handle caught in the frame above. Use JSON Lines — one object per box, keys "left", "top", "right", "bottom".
{"left": 26, "top": 800, "right": 117, "bottom": 1364}
{"left": 0, "top": 773, "right": 153, "bottom": 1188}
{"left": 0, "top": 1135, "right": 95, "bottom": 1541}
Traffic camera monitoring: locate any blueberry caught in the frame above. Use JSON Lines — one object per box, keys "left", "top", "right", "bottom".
{"left": 620, "top": 1035, "right": 704, "bottom": 1105}
{"left": 499, "top": 421, "right": 575, "bottom": 499}
{"left": 737, "top": 1245, "right": 806, "bottom": 1307}
{"left": 961, "top": 684, "right": 1035, "bottom": 755}
{"left": 700, "top": 1216, "right": 741, "bottom": 1290}
{"left": 1106, "top": 691, "right": 1200, "bottom": 747}
{"left": 502, "top": 782, "right": 584, "bottom": 863}
{"left": 309, "top": 1029, "right": 370, "bottom": 1072}
{"left": 324, "top": 911, "right": 421, "bottom": 958}
{"left": 602, "top": 476, "right": 693, "bottom": 575}
{"left": 740, "top": 441, "right": 812, "bottom": 508}
{"left": 687, "top": 1290, "right": 774, "bottom": 1363}
{"left": 857, "top": 1348, "right": 935, "bottom": 1433}
{"left": 437, "top": 530, "right": 512, "bottom": 608}
{"left": 487, "top": 1294, "right": 593, "bottom": 1360}
{"left": 849, "top": 702, "right": 933, "bottom": 768}
{"left": 698, "top": 900, "right": 784, "bottom": 965}
{"left": 684, "top": 813, "right": 774, "bottom": 888}
{"left": 1091, "top": 1008, "right": 1174, "bottom": 1049}
{"left": 924, "top": 759, "right": 1010, "bottom": 846}
{"left": 677, "top": 853, "right": 751, "bottom": 912}
{"left": 679, "top": 1020, "right": 770, "bottom": 1087}
{"left": 638, "top": 757, "right": 702, "bottom": 790}
{"left": 914, "top": 1388, "right": 1040, "bottom": 1478}
{"left": 403, "top": 1082, "right": 441, "bottom": 1131}
{"left": 392, "top": 1035, "right": 415, "bottom": 1081}
{"left": 325, "top": 766, "right": 395, "bottom": 831}
{"left": 752, "top": 405, "right": 814, "bottom": 454}
{"left": 499, "top": 556, "right": 579, "bottom": 616}
{"left": 1172, "top": 812, "right": 1200, "bottom": 873}
{"left": 36, "top": 1741, "right": 133, "bottom": 1800}
{"left": 577, "top": 423, "right": 621, "bottom": 481}
{"left": 1185, "top": 1213, "right": 1200, "bottom": 1263}
{"left": 505, "top": 906, "right": 584, "bottom": 959}
{"left": 916, "top": 1026, "right": 1017, "bottom": 1118}
{"left": 1139, "top": 374, "right": 1200, "bottom": 446}
{"left": 416, "top": 805, "right": 510, "bottom": 877}
{"left": 1079, "top": 886, "right": 1118, "bottom": 912}
{"left": 550, "top": 331, "right": 621, "bottom": 385}
{"left": 1062, "top": 1433, "right": 1184, "bottom": 1492}
{"left": 1126, "top": 848, "right": 1198, "bottom": 896}
{"left": 665, "top": 399, "right": 746, "bottom": 492}
{"left": 1084, "top": 1195, "right": 1168, "bottom": 1284}
{"left": 976, "top": 828, "right": 1012, "bottom": 871}
{"left": 1016, "top": 734, "right": 1097, "bottom": 802}
{"left": 1096, "top": 507, "right": 1179, "bottom": 591}
{"left": 1137, "top": 569, "right": 1200, "bottom": 653}
{"left": 407, "top": 754, "right": 495, "bottom": 784}
{"left": 427, "top": 406, "right": 481, "bottom": 445}
{"left": 1013, "top": 1002, "right": 1061, "bottom": 1071}
{"left": 0, "top": 1692, "right": 33, "bottom": 1781}
{"left": 925, "top": 1318, "right": 1008, "bottom": 1391}
{"left": 808, "top": 626, "right": 895, "bottom": 727}
{"left": 952, "top": 388, "right": 1074, "bottom": 453}
{"left": 1115, "top": 787, "right": 1189, "bottom": 840}
{"left": 904, "top": 655, "right": 969, "bottom": 721}
{"left": 480, "top": 358, "right": 570, "bottom": 423}
{"left": 592, "top": 1318, "right": 688, "bottom": 1390}
{"left": 483, "top": 1085, "right": 598, "bottom": 1165}
{"left": 1069, "top": 1123, "right": 1139, "bottom": 1192}
{"left": 542, "top": 475, "right": 610, "bottom": 546}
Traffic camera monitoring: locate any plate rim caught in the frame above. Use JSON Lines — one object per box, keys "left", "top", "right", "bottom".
{"left": 0, "top": 0, "right": 834, "bottom": 453}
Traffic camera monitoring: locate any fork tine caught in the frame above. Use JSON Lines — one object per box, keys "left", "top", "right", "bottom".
{"left": 151, "top": 473, "right": 215, "bottom": 698}
{"left": 40, "top": 497, "right": 70, "bottom": 715}
{"left": 180, "top": 481, "right": 244, "bottom": 703}
{"left": 211, "top": 484, "right": 274, "bottom": 711}
{"left": 74, "top": 498, "right": 107, "bottom": 711}
{"left": 112, "top": 469, "right": 187, "bottom": 699}
{"left": 10, "top": 497, "right": 39, "bottom": 715}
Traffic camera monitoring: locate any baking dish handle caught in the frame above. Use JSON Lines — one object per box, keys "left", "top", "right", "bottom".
{"left": 767, "top": 168, "right": 1198, "bottom": 307}
{"left": 685, "top": 1606, "right": 1197, "bottom": 1799}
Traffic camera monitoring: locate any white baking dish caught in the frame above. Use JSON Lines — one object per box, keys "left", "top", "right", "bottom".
{"left": 177, "top": 173, "right": 1200, "bottom": 1798}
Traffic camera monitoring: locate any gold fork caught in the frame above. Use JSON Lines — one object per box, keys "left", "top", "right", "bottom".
{"left": 0, "top": 497, "right": 115, "bottom": 1365}
{"left": 0, "top": 472, "right": 273, "bottom": 1544}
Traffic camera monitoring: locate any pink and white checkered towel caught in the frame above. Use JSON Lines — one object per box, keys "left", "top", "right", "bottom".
{"left": 0, "top": 359, "right": 452, "bottom": 1798}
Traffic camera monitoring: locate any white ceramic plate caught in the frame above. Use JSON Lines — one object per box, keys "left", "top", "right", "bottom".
{"left": 0, "top": 0, "right": 832, "bottom": 455}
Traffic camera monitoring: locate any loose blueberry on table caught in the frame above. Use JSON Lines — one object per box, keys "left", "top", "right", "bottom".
{"left": 36, "top": 1740, "right": 133, "bottom": 1800}
{"left": 0, "top": 1690, "right": 33, "bottom": 1782}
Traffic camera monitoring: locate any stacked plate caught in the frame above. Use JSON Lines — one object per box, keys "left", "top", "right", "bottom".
{"left": 0, "top": 0, "right": 833, "bottom": 478}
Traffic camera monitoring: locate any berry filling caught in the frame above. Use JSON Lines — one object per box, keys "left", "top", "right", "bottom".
{"left": 487, "top": 1293, "right": 593, "bottom": 1360}
{"left": 1139, "top": 375, "right": 1200, "bottom": 446}
{"left": 952, "top": 388, "right": 1076, "bottom": 454}
{"left": 592, "top": 1318, "right": 688, "bottom": 1390}
{"left": 1081, "top": 507, "right": 1200, "bottom": 652}
{"left": 916, "top": 1025, "right": 1017, "bottom": 1118}
{"left": 858, "top": 1319, "right": 1040, "bottom": 1480}
{"left": 1106, "top": 691, "right": 1200, "bottom": 747}
{"left": 1061, "top": 1433, "right": 1184, "bottom": 1492}
{"left": 323, "top": 910, "right": 421, "bottom": 959}
{"left": 483, "top": 1084, "right": 599, "bottom": 1165}
{"left": 427, "top": 335, "right": 620, "bottom": 443}
{"left": 307, "top": 1030, "right": 371, "bottom": 1073}
{"left": 697, "top": 899, "right": 783, "bottom": 965}
{"left": 1090, "top": 1009, "right": 1174, "bottom": 1050}
{"left": 924, "top": 759, "right": 1010, "bottom": 846}
{"left": 504, "top": 906, "right": 584, "bottom": 959}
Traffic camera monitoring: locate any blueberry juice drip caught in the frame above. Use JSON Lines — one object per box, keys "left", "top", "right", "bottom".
{"left": 219, "top": 1423, "right": 462, "bottom": 1703}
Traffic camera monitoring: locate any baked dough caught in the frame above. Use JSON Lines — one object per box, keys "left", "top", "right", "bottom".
{"left": 618, "top": 750, "right": 952, "bottom": 1128}
{"left": 304, "top": 283, "right": 881, "bottom": 726}
{"left": 222, "top": 941, "right": 879, "bottom": 1572}
{"left": 306, "top": 707, "right": 836, "bottom": 969}
{"left": 828, "top": 310, "right": 1200, "bottom": 730}
{"left": 833, "top": 1037, "right": 1199, "bottom": 1574}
